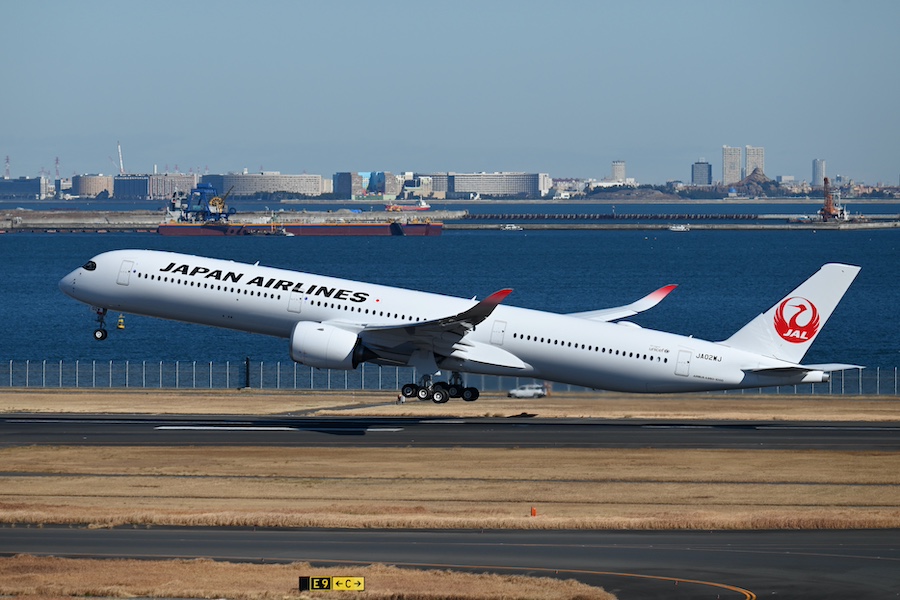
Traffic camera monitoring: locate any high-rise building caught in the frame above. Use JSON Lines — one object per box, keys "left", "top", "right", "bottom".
{"left": 333, "top": 172, "right": 365, "bottom": 198}
{"left": 611, "top": 160, "right": 626, "bottom": 182}
{"left": 745, "top": 146, "right": 765, "bottom": 176}
{"left": 692, "top": 160, "right": 712, "bottom": 186}
{"left": 722, "top": 146, "right": 742, "bottom": 185}
{"left": 812, "top": 159, "right": 826, "bottom": 186}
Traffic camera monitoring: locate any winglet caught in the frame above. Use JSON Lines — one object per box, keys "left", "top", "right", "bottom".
{"left": 482, "top": 288, "right": 514, "bottom": 308}
{"left": 569, "top": 284, "right": 677, "bottom": 322}
{"left": 448, "top": 288, "right": 513, "bottom": 326}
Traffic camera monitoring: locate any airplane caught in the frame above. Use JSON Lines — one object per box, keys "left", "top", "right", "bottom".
{"left": 59, "top": 249, "right": 861, "bottom": 401}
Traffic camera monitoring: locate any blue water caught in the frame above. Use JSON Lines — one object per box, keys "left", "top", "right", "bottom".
{"left": 2, "top": 228, "right": 898, "bottom": 368}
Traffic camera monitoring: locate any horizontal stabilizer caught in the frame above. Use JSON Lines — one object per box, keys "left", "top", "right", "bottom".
{"left": 794, "top": 363, "right": 864, "bottom": 372}
{"left": 744, "top": 363, "right": 863, "bottom": 376}
{"left": 570, "top": 284, "right": 677, "bottom": 322}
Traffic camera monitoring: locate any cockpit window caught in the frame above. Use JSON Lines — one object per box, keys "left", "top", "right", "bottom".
{"left": 82, "top": 261, "right": 97, "bottom": 271}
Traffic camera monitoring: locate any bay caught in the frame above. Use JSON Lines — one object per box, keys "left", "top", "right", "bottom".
{"left": 1, "top": 227, "right": 898, "bottom": 369}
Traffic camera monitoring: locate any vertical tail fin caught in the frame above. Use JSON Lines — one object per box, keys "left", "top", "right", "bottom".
{"left": 721, "top": 263, "right": 860, "bottom": 363}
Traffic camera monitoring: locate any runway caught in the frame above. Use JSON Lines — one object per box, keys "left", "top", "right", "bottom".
{"left": 3, "top": 412, "right": 899, "bottom": 598}
{"left": 3, "top": 413, "right": 900, "bottom": 450}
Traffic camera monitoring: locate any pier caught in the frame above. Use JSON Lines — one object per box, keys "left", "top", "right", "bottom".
{"left": 2, "top": 208, "right": 899, "bottom": 233}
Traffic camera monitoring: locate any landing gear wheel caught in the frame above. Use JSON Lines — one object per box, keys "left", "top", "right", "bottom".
{"left": 447, "top": 372, "right": 466, "bottom": 399}
{"left": 431, "top": 388, "right": 449, "bottom": 404}
{"left": 93, "top": 307, "right": 109, "bottom": 340}
{"left": 462, "top": 387, "right": 480, "bottom": 402}
{"left": 401, "top": 384, "right": 419, "bottom": 399}
{"left": 416, "top": 386, "right": 432, "bottom": 401}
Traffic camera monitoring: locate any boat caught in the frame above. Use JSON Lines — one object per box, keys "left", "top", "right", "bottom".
{"left": 668, "top": 224, "right": 690, "bottom": 232}
{"left": 385, "top": 198, "right": 431, "bottom": 211}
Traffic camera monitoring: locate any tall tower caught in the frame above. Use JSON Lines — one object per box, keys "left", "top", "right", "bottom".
{"left": 745, "top": 146, "right": 765, "bottom": 176}
{"left": 611, "top": 160, "right": 626, "bottom": 182}
{"left": 722, "top": 146, "right": 742, "bottom": 185}
{"left": 812, "top": 159, "right": 826, "bottom": 186}
{"left": 692, "top": 159, "right": 712, "bottom": 185}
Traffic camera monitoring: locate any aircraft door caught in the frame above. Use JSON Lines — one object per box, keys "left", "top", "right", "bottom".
{"left": 117, "top": 260, "right": 134, "bottom": 286}
{"left": 674, "top": 349, "right": 692, "bottom": 377}
{"left": 287, "top": 291, "right": 303, "bottom": 314}
{"left": 490, "top": 320, "right": 507, "bottom": 345}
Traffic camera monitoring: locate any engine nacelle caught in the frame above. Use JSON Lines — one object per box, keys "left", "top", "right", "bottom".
{"left": 290, "top": 321, "right": 368, "bottom": 370}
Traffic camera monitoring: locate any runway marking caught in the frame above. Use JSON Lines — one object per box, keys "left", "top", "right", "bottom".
{"left": 155, "top": 426, "right": 298, "bottom": 431}
{"left": 642, "top": 425, "right": 714, "bottom": 429}
{"left": 153, "top": 426, "right": 404, "bottom": 433}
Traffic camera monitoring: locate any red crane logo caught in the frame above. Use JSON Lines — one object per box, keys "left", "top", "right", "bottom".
{"left": 773, "top": 297, "right": 820, "bottom": 344}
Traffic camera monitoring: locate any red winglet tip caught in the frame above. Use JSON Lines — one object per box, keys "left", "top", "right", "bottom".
{"left": 653, "top": 284, "right": 678, "bottom": 299}
{"left": 485, "top": 288, "right": 513, "bottom": 305}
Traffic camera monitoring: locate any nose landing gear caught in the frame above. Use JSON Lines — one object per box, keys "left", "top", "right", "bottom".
{"left": 93, "top": 307, "right": 108, "bottom": 340}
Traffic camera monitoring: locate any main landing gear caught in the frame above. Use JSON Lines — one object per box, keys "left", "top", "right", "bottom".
{"left": 93, "top": 307, "right": 108, "bottom": 340}
{"left": 400, "top": 372, "right": 480, "bottom": 403}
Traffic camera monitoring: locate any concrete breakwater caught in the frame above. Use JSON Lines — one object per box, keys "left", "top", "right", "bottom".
{"left": 0, "top": 209, "right": 465, "bottom": 233}
{"left": 3, "top": 208, "right": 899, "bottom": 232}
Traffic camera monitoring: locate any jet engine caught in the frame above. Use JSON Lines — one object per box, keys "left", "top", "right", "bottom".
{"left": 289, "top": 321, "right": 373, "bottom": 369}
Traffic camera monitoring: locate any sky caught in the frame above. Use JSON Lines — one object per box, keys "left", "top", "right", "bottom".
{"left": 3, "top": 0, "right": 899, "bottom": 185}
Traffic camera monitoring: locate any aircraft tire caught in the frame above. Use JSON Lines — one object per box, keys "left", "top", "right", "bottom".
{"left": 462, "top": 387, "right": 479, "bottom": 402}
{"left": 446, "top": 384, "right": 462, "bottom": 398}
{"left": 93, "top": 328, "right": 108, "bottom": 341}
{"left": 401, "top": 384, "right": 418, "bottom": 398}
{"left": 416, "top": 386, "right": 432, "bottom": 401}
{"left": 431, "top": 388, "right": 449, "bottom": 403}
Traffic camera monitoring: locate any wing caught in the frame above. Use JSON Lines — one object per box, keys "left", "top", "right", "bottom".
{"left": 568, "top": 284, "right": 677, "bottom": 322}
{"left": 352, "top": 289, "right": 522, "bottom": 372}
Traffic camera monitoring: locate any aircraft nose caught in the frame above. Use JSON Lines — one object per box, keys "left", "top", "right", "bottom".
{"left": 59, "top": 267, "right": 81, "bottom": 299}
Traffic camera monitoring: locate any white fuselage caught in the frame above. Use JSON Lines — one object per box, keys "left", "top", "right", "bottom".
{"left": 59, "top": 249, "right": 826, "bottom": 393}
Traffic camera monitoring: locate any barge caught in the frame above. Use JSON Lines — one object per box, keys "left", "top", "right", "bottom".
{"left": 158, "top": 183, "right": 442, "bottom": 236}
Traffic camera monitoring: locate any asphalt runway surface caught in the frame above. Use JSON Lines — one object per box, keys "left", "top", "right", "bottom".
{"left": 3, "top": 412, "right": 900, "bottom": 598}
{"left": 2, "top": 413, "right": 900, "bottom": 450}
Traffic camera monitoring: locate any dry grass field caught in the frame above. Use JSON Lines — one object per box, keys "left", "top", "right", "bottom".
{"left": 0, "top": 555, "right": 613, "bottom": 600}
{"left": 2, "top": 445, "right": 899, "bottom": 530}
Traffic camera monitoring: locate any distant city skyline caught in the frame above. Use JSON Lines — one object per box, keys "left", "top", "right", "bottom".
{"left": 0, "top": 151, "right": 889, "bottom": 189}
{"left": 2, "top": 1, "right": 898, "bottom": 185}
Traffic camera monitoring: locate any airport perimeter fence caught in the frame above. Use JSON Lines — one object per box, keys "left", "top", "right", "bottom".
{"left": 2, "top": 359, "right": 899, "bottom": 396}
